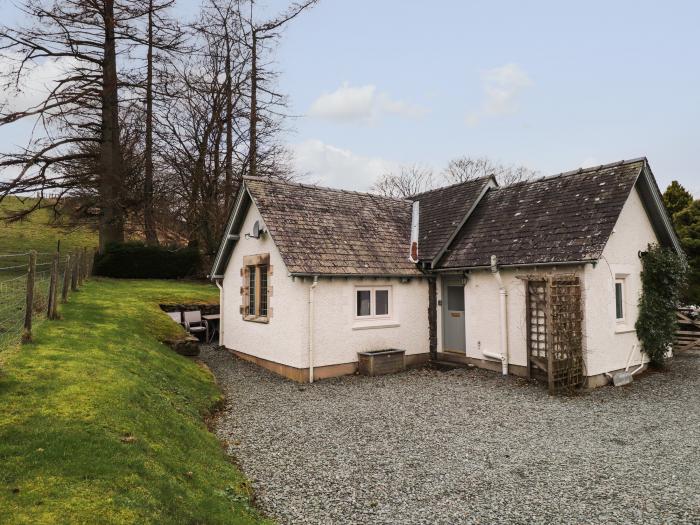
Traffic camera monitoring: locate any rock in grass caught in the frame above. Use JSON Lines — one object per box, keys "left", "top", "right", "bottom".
{"left": 165, "top": 336, "right": 200, "bottom": 356}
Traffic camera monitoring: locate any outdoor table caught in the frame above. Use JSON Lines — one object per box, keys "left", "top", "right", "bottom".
{"left": 203, "top": 314, "right": 220, "bottom": 344}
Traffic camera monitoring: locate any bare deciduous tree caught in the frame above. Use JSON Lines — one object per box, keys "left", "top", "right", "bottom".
{"left": 0, "top": 0, "right": 132, "bottom": 252}
{"left": 444, "top": 155, "right": 538, "bottom": 186}
{"left": 0, "top": 0, "right": 315, "bottom": 262}
{"left": 238, "top": 0, "right": 318, "bottom": 180}
{"left": 372, "top": 164, "right": 435, "bottom": 198}
{"left": 373, "top": 156, "right": 539, "bottom": 199}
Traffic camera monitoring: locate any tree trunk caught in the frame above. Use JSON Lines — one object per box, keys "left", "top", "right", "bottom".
{"left": 248, "top": 30, "right": 257, "bottom": 178}
{"left": 99, "top": 0, "right": 126, "bottom": 253}
{"left": 144, "top": 0, "right": 158, "bottom": 245}
{"left": 224, "top": 31, "right": 234, "bottom": 209}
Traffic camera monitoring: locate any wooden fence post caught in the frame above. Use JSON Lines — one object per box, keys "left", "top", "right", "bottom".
{"left": 83, "top": 246, "right": 90, "bottom": 281}
{"left": 62, "top": 254, "right": 71, "bottom": 303}
{"left": 22, "top": 250, "right": 36, "bottom": 342}
{"left": 47, "top": 252, "right": 59, "bottom": 319}
{"left": 77, "top": 249, "right": 85, "bottom": 287}
{"left": 71, "top": 251, "right": 79, "bottom": 291}
{"left": 88, "top": 248, "right": 95, "bottom": 278}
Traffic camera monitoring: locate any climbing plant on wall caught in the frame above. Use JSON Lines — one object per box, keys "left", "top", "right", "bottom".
{"left": 636, "top": 243, "right": 687, "bottom": 367}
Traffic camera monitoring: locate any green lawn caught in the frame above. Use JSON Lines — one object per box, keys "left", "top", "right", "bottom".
{"left": 0, "top": 278, "right": 269, "bottom": 524}
{"left": 0, "top": 197, "right": 97, "bottom": 256}
{"left": 0, "top": 198, "right": 94, "bottom": 351}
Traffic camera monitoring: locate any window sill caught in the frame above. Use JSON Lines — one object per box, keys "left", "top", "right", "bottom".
{"left": 615, "top": 324, "right": 635, "bottom": 334}
{"left": 352, "top": 320, "right": 400, "bottom": 331}
{"left": 243, "top": 315, "right": 269, "bottom": 324}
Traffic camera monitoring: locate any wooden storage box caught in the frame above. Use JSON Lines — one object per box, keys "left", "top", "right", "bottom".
{"left": 357, "top": 349, "right": 406, "bottom": 376}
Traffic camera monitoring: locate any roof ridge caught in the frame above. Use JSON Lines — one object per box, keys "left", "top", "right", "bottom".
{"left": 410, "top": 175, "right": 493, "bottom": 199}
{"left": 243, "top": 175, "right": 411, "bottom": 203}
{"left": 491, "top": 157, "right": 647, "bottom": 191}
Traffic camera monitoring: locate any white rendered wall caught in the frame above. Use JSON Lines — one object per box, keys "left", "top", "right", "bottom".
{"left": 222, "top": 200, "right": 431, "bottom": 370}
{"left": 438, "top": 187, "right": 658, "bottom": 377}
{"left": 583, "top": 186, "right": 658, "bottom": 376}
{"left": 442, "top": 267, "right": 583, "bottom": 369}
{"left": 310, "top": 277, "right": 430, "bottom": 368}
{"left": 222, "top": 201, "right": 308, "bottom": 368}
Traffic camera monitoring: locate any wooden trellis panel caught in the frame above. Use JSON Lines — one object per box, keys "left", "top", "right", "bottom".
{"left": 526, "top": 280, "right": 548, "bottom": 381}
{"left": 526, "top": 275, "right": 584, "bottom": 394}
{"left": 549, "top": 276, "right": 584, "bottom": 393}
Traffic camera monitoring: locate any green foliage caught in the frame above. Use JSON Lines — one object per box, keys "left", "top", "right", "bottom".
{"left": 635, "top": 244, "right": 687, "bottom": 367}
{"left": 673, "top": 199, "right": 700, "bottom": 304}
{"left": 94, "top": 242, "right": 201, "bottom": 279}
{"left": 662, "top": 180, "right": 693, "bottom": 216}
{"left": 0, "top": 279, "right": 269, "bottom": 524}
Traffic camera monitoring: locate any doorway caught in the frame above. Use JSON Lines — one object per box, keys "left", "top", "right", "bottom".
{"left": 442, "top": 277, "right": 466, "bottom": 354}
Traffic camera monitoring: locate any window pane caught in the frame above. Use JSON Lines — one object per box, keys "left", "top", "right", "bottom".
{"left": 259, "top": 265, "right": 268, "bottom": 316}
{"left": 375, "top": 289, "right": 389, "bottom": 316}
{"left": 248, "top": 267, "right": 256, "bottom": 314}
{"left": 447, "top": 286, "right": 464, "bottom": 311}
{"left": 615, "top": 282, "right": 623, "bottom": 319}
{"left": 357, "top": 290, "right": 371, "bottom": 316}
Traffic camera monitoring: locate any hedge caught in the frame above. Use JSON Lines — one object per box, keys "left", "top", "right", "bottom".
{"left": 93, "top": 242, "right": 201, "bottom": 279}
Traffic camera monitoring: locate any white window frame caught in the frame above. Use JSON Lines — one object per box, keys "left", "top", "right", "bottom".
{"left": 614, "top": 277, "right": 626, "bottom": 323}
{"left": 354, "top": 286, "right": 392, "bottom": 320}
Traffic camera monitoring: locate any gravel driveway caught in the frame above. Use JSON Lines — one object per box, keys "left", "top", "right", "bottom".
{"left": 200, "top": 347, "right": 700, "bottom": 525}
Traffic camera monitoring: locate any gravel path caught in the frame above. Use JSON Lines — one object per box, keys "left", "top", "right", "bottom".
{"left": 200, "top": 347, "right": 700, "bottom": 525}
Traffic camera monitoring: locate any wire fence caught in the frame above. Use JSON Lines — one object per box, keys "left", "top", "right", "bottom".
{"left": 0, "top": 249, "right": 94, "bottom": 353}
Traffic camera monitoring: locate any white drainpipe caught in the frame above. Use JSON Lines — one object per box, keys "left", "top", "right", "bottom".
{"left": 308, "top": 276, "right": 319, "bottom": 383}
{"left": 487, "top": 255, "right": 509, "bottom": 375}
{"left": 215, "top": 279, "right": 224, "bottom": 346}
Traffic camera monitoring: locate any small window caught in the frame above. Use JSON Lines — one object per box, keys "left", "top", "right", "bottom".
{"left": 355, "top": 287, "right": 392, "bottom": 319}
{"left": 248, "top": 268, "right": 256, "bottom": 314}
{"left": 357, "top": 290, "right": 371, "bottom": 316}
{"left": 259, "top": 265, "right": 268, "bottom": 316}
{"left": 615, "top": 278, "right": 625, "bottom": 321}
{"left": 447, "top": 285, "right": 465, "bottom": 312}
{"left": 246, "top": 264, "right": 269, "bottom": 320}
{"left": 375, "top": 289, "right": 389, "bottom": 316}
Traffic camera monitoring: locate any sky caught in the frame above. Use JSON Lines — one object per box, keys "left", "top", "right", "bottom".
{"left": 2, "top": 0, "right": 699, "bottom": 195}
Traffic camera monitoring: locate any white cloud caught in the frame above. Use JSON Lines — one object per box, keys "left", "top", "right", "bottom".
{"left": 466, "top": 63, "right": 533, "bottom": 125}
{"left": 291, "top": 139, "right": 398, "bottom": 190}
{"left": 308, "top": 82, "right": 427, "bottom": 124}
{"left": 0, "top": 54, "right": 78, "bottom": 114}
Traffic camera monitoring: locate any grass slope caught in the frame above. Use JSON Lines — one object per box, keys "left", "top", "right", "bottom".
{"left": 0, "top": 278, "right": 268, "bottom": 524}
{"left": 0, "top": 197, "right": 97, "bottom": 255}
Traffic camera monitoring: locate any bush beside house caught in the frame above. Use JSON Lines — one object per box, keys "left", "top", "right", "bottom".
{"left": 93, "top": 242, "right": 201, "bottom": 279}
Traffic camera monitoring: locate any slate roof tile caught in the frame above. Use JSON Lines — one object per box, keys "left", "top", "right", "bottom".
{"left": 412, "top": 177, "right": 493, "bottom": 261}
{"left": 437, "top": 160, "right": 644, "bottom": 269}
{"left": 245, "top": 177, "right": 421, "bottom": 276}
{"left": 236, "top": 159, "right": 646, "bottom": 276}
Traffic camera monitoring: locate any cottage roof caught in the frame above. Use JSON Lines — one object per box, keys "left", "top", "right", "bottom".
{"left": 243, "top": 177, "right": 421, "bottom": 276}
{"left": 411, "top": 176, "right": 495, "bottom": 264}
{"left": 210, "top": 158, "right": 681, "bottom": 279}
{"left": 437, "top": 158, "right": 679, "bottom": 269}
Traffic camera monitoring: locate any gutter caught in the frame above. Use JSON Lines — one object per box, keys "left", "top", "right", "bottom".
{"left": 432, "top": 259, "right": 592, "bottom": 273}
{"left": 308, "top": 276, "right": 319, "bottom": 383}
{"left": 291, "top": 272, "right": 422, "bottom": 279}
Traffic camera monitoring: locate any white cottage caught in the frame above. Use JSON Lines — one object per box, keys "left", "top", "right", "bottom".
{"left": 210, "top": 158, "right": 683, "bottom": 389}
